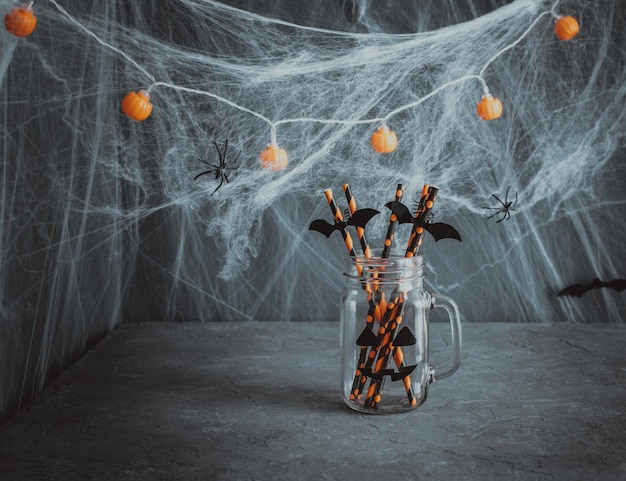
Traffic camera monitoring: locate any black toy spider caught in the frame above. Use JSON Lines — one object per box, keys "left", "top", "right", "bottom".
{"left": 411, "top": 200, "right": 435, "bottom": 223}
{"left": 194, "top": 139, "right": 239, "bottom": 195}
{"left": 484, "top": 186, "right": 517, "bottom": 223}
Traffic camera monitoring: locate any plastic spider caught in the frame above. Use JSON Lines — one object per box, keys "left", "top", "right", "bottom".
{"left": 411, "top": 200, "right": 435, "bottom": 223}
{"left": 194, "top": 139, "right": 239, "bottom": 195}
{"left": 484, "top": 186, "right": 517, "bottom": 223}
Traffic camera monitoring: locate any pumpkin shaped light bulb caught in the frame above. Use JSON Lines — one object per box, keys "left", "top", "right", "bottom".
{"left": 554, "top": 16, "right": 579, "bottom": 41}
{"left": 5, "top": 3, "right": 36, "bottom": 38}
{"left": 476, "top": 94, "right": 503, "bottom": 121}
{"left": 121, "top": 89, "right": 153, "bottom": 122}
{"left": 260, "top": 143, "right": 288, "bottom": 171}
{"left": 371, "top": 125, "right": 398, "bottom": 154}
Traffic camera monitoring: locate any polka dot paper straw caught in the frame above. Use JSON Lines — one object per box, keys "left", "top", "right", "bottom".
{"left": 405, "top": 185, "right": 439, "bottom": 257}
{"left": 381, "top": 183, "right": 404, "bottom": 259}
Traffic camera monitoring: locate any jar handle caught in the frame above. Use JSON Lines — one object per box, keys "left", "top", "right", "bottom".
{"left": 429, "top": 293, "right": 462, "bottom": 382}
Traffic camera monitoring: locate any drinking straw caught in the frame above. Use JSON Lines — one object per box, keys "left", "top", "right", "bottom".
{"left": 343, "top": 183, "right": 371, "bottom": 258}
{"left": 371, "top": 182, "right": 404, "bottom": 316}
{"left": 366, "top": 185, "right": 439, "bottom": 408}
{"left": 323, "top": 188, "right": 358, "bottom": 257}
{"left": 339, "top": 184, "right": 414, "bottom": 405}
{"left": 352, "top": 291, "right": 394, "bottom": 400}
{"left": 403, "top": 184, "right": 429, "bottom": 256}
{"left": 349, "top": 184, "right": 414, "bottom": 405}
{"left": 364, "top": 294, "right": 418, "bottom": 408}
{"left": 342, "top": 183, "right": 378, "bottom": 401}
{"left": 323, "top": 187, "right": 379, "bottom": 398}
{"left": 356, "top": 277, "right": 418, "bottom": 408}
{"left": 392, "top": 339, "right": 415, "bottom": 406}
{"left": 405, "top": 185, "right": 439, "bottom": 257}
{"left": 362, "top": 295, "right": 404, "bottom": 407}
{"left": 381, "top": 183, "right": 404, "bottom": 259}
{"left": 372, "top": 182, "right": 403, "bottom": 328}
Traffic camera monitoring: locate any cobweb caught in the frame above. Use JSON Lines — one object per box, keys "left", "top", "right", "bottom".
{"left": 1, "top": 0, "right": 625, "bottom": 417}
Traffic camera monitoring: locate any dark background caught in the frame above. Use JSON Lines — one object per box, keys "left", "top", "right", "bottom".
{"left": 0, "top": 0, "right": 624, "bottom": 422}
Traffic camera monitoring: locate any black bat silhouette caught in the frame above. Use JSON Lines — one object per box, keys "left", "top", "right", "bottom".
{"left": 556, "top": 278, "right": 626, "bottom": 298}
{"left": 384, "top": 201, "right": 462, "bottom": 242}
{"left": 308, "top": 208, "right": 380, "bottom": 238}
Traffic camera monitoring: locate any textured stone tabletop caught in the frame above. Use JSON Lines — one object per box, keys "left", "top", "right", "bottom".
{"left": 0, "top": 322, "right": 625, "bottom": 480}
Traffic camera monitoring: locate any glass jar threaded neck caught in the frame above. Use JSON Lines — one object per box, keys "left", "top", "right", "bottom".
{"left": 343, "top": 250, "right": 425, "bottom": 289}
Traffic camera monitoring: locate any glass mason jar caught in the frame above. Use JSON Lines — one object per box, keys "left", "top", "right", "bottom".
{"left": 340, "top": 251, "right": 461, "bottom": 414}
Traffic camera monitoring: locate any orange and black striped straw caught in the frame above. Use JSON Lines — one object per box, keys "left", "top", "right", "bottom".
{"left": 343, "top": 183, "right": 382, "bottom": 400}
{"left": 342, "top": 183, "right": 380, "bottom": 401}
{"left": 372, "top": 183, "right": 404, "bottom": 310}
{"left": 342, "top": 182, "right": 381, "bottom": 314}
{"left": 343, "top": 183, "right": 371, "bottom": 258}
{"left": 356, "top": 284, "right": 417, "bottom": 408}
{"left": 361, "top": 294, "right": 404, "bottom": 407}
{"left": 323, "top": 188, "right": 357, "bottom": 258}
{"left": 366, "top": 185, "right": 438, "bottom": 408}
{"left": 363, "top": 293, "right": 418, "bottom": 408}
{"left": 358, "top": 183, "right": 407, "bottom": 401}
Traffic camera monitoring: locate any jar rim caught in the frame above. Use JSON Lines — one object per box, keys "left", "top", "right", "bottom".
{"left": 343, "top": 249, "right": 424, "bottom": 282}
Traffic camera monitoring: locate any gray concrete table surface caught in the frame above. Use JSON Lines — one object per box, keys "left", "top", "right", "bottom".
{"left": 0, "top": 321, "right": 624, "bottom": 481}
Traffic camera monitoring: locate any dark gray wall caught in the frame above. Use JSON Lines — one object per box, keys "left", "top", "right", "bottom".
{"left": 1, "top": 0, "right": 624, "bottom": 422}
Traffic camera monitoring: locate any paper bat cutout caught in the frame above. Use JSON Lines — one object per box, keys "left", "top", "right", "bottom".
{"left": 384, "top": 201, "right": 462, "bottom": 242}
{"left": 556, "top": 278, "right": 626, "bottom": 298}
{"left": 308, "top": 208, "right": 380, "bottom": 238}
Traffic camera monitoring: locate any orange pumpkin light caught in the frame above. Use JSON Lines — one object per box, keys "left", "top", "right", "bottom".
{"left": 371, "top": 125, "right": 398, "bottom": 153}
{"left": 260, "top": 144, "right": 288, "bottom": 171}
{"left": 4, "top": 4, "right": 36, "bottom": 38}
{"left": 554, "top": 16, "right": 579, "bottom": 41}
{"left": 476, "top": 94, "right": 503, "bottom": 121}
{"left": 121, "top": 90, "right": 153, "bottom": 122}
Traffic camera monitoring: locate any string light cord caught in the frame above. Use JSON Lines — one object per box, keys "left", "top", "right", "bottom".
{"left": 478, "top": 9, "right": 553, "bottom": 83}
{"left": 44, "top": 0, "right": 569, "bottom": 145}
{"left": 46, "top": 0, "right": 157, "bottom": 89}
